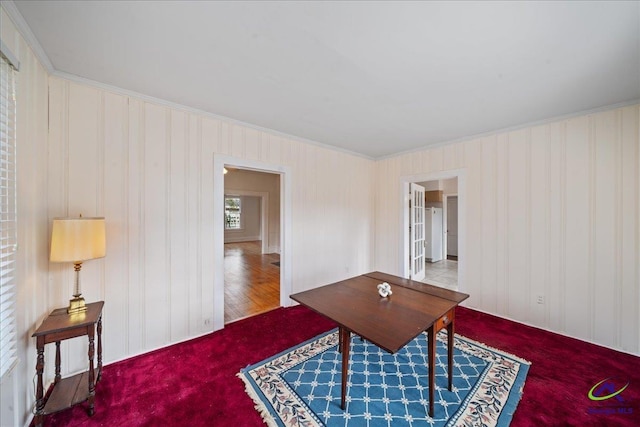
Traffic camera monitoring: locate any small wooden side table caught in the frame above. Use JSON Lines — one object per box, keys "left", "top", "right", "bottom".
{"left": 32, "top": 301, "right": 104, "bottom": 427}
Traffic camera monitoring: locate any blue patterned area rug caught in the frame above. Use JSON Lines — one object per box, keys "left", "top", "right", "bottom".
{"left": 238, "top": 328, "right": 530, "bottom": 427}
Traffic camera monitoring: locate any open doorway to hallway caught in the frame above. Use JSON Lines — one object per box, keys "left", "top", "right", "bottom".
{"left": 223, "top": 168, "right": 281, "bottom": 323}
{"left": 411, "top": 177, "right": 459, "bottom": 290}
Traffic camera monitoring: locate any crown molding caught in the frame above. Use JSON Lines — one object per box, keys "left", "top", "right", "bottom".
{"left": 50, "top": 68, "right": 374, "bottom": 161}
{"left": 1, "top": 0, "right": 54, "bottom": 73}
{"left": 378, "top": 99, "right": 640, "bottom": 161}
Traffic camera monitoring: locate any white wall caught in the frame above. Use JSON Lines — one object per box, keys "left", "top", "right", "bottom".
{"left": 45, "top": 74, "right": 375, "bottom": 384}
{"left": 375, "top": 105, "right": 640, "bottom": 356}
{"left": 1, "top": 6, "right": 49, "bottom": 427}
{"left": 442, "top": 177, "right": 458, "bottom": 195}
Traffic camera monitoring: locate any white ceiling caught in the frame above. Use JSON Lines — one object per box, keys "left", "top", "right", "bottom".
{"left": 11, "top": 1, "right": 640, "bottom": 159}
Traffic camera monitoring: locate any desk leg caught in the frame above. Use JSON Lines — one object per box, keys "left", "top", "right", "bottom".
{"left": 447, "top": 316, "right": 455, "bottom": 391}
{"left": 54, "top": 341, "right": 61, "bottom": 383}
{"left": 87, "top": 329, "right": 96, "bottom": 416}
{"left": 340, "top": 327, "right": 350, "bottom": 410}
{"left": 427, "top": 325, "right": 435, "bottom": 418}
{"left": 97, "top": 316, "right": 103, "bottom": 382}
{"left": 34, "top": 338, "right": 45, "bottom": 427}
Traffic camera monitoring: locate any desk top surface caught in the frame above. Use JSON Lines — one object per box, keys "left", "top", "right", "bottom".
{"left": 290, "top": 272, "right": 468, "bottom": 353}
{"left": 33, "top": 301, "right": 104, "bottom": 337}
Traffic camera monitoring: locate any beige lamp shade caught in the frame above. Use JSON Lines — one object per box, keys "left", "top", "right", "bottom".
{"left": 50, "top": 217, "right": 106, "bottom": 263}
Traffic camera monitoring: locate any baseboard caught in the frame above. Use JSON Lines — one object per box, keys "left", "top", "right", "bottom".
{"left": 465, "top": 305, "right": 640, "bottom": 357}
{"left": 224, "top": 236, "right": 260, "bottom": 243}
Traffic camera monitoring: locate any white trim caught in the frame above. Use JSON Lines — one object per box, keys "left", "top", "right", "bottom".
{"left": 213, "top": 155, "right": 292, "bottom": 331}
{"left": 224, "top": 236, "right": 261, "bottom": 243}
{"left": 49, "top": 70, "right": 372, "bottom": 161}
{"left": 378, "top": 99, "right": 640, "bottom": 161}
{"left": 0, "top": 1, "right": 54, "bottom": 72}
{"left": 0, "top": 39, "right": 19, "bottom": 71}
{"left": 400, "top": 169, "right": 466, "bottom": 293}
{"left": 443, "top": 193, "right": 458, "bottom": 259}
{"left": 465, "top": 305, "right": 640, "bottom": 358}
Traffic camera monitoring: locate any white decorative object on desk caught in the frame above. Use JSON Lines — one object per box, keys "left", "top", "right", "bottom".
{"left": 377, "top": 282, "right": 392, "bottom": 298}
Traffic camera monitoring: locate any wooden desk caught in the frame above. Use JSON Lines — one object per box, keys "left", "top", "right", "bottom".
{"left": 290, "top": 272, "right": 468, "bottom": 417}
{"left": 32, "top": 301, "right": 104, "bottom": 427}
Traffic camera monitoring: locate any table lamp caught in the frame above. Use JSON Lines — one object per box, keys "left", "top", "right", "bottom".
{"left": 50, "top": 216, "right": 106, "bottom": 314}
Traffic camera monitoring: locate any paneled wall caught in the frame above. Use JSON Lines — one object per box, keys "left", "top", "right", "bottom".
{"left": 1, "top": 6, "right": 50, "bottom": 427}
{"left": 374, "top": 105, "right": 640, "bottom": 355}
{"left": 46, "top": 76, "right": 375, "bottom": 377}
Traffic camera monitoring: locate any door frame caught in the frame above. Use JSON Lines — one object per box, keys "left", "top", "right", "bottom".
{"left": 400, "top": 169, "right": 466, "bottom": 290}
{"left": 409, "top": 183, "right": 426, "bottom": 281}
{"left": 213, "top": 154, "right": 292, "bottom": 331}
{"left": 443, "top": 193, "right": 458, "bottom": 259}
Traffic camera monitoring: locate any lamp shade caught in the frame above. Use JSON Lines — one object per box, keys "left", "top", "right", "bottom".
{"left": 50, "top": 217, "right": 106, "bottom": 263}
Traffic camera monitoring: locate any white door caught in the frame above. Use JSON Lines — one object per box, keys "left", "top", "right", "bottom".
{"left": 447, "top": 196, "right": 458, "bottom": 257}
{"left": 410, "top": 183, "right": 426, "bottom": 281}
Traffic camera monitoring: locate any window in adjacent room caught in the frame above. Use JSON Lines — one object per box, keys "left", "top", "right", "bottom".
{"left": 224, "top": 197, "right": 242, "bottom": 230}
{"left": 0, "top": 45, "right": 19, "bottom": 380}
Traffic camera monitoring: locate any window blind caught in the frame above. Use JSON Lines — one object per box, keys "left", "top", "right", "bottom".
{"left": 0, "top": 52, "right": 18, "bottom": 380}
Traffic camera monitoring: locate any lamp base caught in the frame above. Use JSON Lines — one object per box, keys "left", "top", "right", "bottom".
{"left": 67, "top": 296, "right": 87, "bottom": 314}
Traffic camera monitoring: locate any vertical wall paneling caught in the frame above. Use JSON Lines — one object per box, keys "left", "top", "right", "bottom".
{"left": 127, "top": 98, "right": 144, "bottom": 356}
{"left": 559, "top": 122, "right": 568, "bottom": 333}
{"left": 186, "top": 115, "right": 200, "bottom": 334}
{"left": 169, "top": 111, "right": 188, "bottom": 341}
{"left": 47, "top": 79, "right": 69, "bottom": 309}
{"left": 563, "top": 117, "right": 591, "bottom": 340}
{"left": 495, "top": 134, "right": 509, "bottom": 314}
{"left": 547, "top": 123, "right": 563, "bottom": 331}
{"left": 620, "top": 107, "right": 640, "bottom": 353}
{"left": 480, "top": 138, "right": 497, "bottom": 313}
{"left": 530, "top": 125, "right": 548, "bottom": 327}
{"left": 506, "top": 130, "right": 529, "bottom": 322}
{"left": 3, "top": 9, "right": 51, "bottom": 425}
{"left": 465, "top": 141, "right": 482, "bottom": 306}
{"left": 587, "top": 115, "right": 597, "bottom": 343}
{"left": 245, "top": 127, "right": 260, "bottom": 160}
{"left": 143, "top": 103, "right": 169, "bottom": 349}
{"left": 374, "top": 105, "right": 640, "bottom": 356}
{"left": 614, "top": 110, "right": 623, "bottom": 349}
{"left": 593, "top": 112, "right": 617, "bottom": 347}
{"left": 47, "top": 79, "right": 70, "bottom": 410}
{"left": 66, "top": 84, "right": 102, "bottom": 372}
{"left": 103, "top": 92, "right": 128, "bottom": 360}
{"left": 200, "top": 118, "right": 217, "bottom": 330}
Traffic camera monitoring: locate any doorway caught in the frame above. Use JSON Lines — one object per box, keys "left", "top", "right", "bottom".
{"left": 223, "top": 173, "right": 280, "bottom": 323}
{"left": 401, "top": 170, "right": 465, "bottom": 291}
{"left": 213, "top": 155, "right": 292, "bottom": 331}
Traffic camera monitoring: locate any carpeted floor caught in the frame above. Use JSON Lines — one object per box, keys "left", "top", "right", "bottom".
{"left": 40, "top": 305, "right": 640, "bottom": 427}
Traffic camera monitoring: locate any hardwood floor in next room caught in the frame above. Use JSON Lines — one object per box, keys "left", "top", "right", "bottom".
{"left": 224, "top": 241, "right": 280, "bottom": 324}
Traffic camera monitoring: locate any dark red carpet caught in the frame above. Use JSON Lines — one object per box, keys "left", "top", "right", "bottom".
{"left": 40, "top": 306, "right": 640, "bottom": 427}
